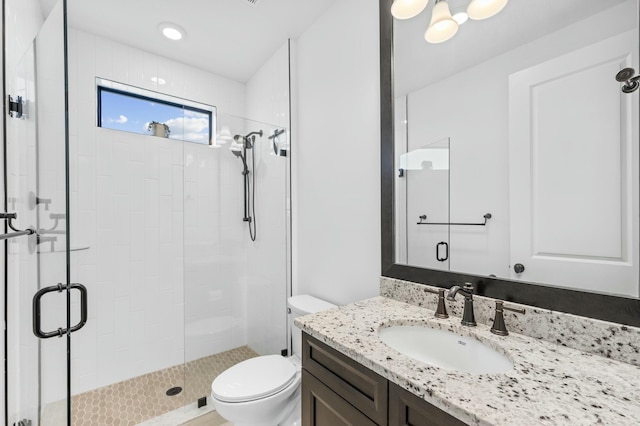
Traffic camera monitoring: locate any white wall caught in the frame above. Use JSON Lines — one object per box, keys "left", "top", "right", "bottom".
{"left": 401, "top": 2, "right": 636, "bottom": 278}
{"left": 293, "top": 0, "right": 380, "bottom": 305}
{"left": 246, "top": 42, "right": 290, "bottom": 129}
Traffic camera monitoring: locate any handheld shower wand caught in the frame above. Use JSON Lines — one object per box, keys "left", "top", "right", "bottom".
{"left": 230, "top": 130, "right": 263, "bottom": 241}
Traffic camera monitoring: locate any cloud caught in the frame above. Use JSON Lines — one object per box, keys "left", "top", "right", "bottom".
{"left": 164, "top": 116, "right": 209, "bottom": 141}
{"left": 109, "top": 115, "right": 128, "bottom": 124}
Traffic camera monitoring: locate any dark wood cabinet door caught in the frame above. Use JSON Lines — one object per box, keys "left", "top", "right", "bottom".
{"left": 302, "top": 333, "right": 388, "bottom": 425}
{"left": 389, "top": 383, "right": 468, "bottom": 426}
{"left": 303, "top": 369, "right": 378, "bottom": 426}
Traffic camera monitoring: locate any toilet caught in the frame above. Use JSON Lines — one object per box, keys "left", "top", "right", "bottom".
{"left": 210, "top": 295, "right": 337, "bottom": 426}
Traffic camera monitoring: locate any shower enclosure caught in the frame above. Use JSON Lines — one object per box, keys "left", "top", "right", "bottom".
{"left": 5, "top": 1, "right": 292, "bottom": 424}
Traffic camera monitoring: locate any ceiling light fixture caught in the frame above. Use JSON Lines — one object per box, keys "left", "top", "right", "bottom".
{"left": 467, "top": 0, "right": 509, "bottom": 20}
{"left": 452, "top": 10, "right": 469, "bottom": 25}
{"left": 425, "top": 0, "right": 459, "bottom": 44}
{"left": 391, "top": 0, "right": 430, "bottom": 20}
{"left": 392, "top": 0, "right": 508, "bottom": 44}
{"left": 158, "top": 22, "right": 185, "bottom": 41}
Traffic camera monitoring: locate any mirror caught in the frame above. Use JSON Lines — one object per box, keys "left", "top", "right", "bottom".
{"left": 380, "top": 0, "right": 640, "bottom": 326}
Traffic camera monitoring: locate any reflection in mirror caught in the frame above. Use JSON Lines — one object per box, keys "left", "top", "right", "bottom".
{"left": 396, "top": 136, "right": 450, "bottom": 270}
{"left": 393, "top": 0, "right": 640, "bottom": 298}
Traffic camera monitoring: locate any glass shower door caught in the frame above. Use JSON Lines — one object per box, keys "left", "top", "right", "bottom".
{"left": 401, "top": 137, "right": 451, "bottom": 270}
{"left": 5, "top": 1, "right": 72, "bottom": 425}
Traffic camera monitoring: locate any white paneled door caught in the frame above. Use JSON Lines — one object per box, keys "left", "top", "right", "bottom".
{"left": 508, "top": 31, "right": 639, "bottom": 297}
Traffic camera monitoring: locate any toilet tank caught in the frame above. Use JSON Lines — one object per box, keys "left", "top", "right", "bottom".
{"left": 288, "top": 295, "right": 336, "bottom": 358}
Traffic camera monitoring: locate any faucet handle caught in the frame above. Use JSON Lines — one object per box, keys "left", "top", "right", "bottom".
{"left": 490, "top": 301, "right": 508, "bottom": 336}
{"left": 463, "top": 282, "right": 474, "bottom": 292}
{"left": 490, "top": 301, "right": 526, "bottom": 336}
{"left": 434, "top": 289, "right": 448, "bottom": 319}
{"left": 424, "top": 288, "right": 449, "bottom": 319}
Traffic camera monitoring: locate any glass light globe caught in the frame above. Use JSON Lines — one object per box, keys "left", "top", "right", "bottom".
{"left": 467, "top": 0, "right": 509, "bottom": 20}
{"left": 391, "top": 0, "right": 430, "bottom": 20}
{"left": 425, "top": 1, "right": 459, "bottom": 44}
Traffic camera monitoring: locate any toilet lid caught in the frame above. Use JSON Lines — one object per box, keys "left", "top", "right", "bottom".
{"left": 211, "top": 355, "right": 297, "bottom": 403}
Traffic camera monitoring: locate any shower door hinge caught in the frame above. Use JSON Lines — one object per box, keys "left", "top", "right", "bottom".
{"left": 8, "top": 95, "right": 25, "bottom": 119}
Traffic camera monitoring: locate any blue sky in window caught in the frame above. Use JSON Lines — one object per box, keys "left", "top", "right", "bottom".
{"left": 100, "top": 90, "right": 211, "bottom": 144}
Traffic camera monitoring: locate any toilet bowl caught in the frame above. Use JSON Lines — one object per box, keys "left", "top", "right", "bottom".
{"left": 210, "top": 295, "right": 336, "bottom": 426}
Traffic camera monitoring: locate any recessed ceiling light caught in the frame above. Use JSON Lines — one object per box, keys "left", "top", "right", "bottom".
{"left": 158, "top": 22, "right": 185, "bottom": 41}
{"left": 151, "top": 76, "right": 167, "bottom": 85}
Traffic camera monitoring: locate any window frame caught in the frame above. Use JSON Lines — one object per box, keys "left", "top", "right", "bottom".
{"left": 96, "top": 78, "right": 215, "bottom": 145}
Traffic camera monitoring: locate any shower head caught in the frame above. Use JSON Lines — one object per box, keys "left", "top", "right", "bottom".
{"left": 233, "top": 134, "right": 254, "bottom": 149}
{"left": 230, "top": 139, "right": 249, "bottom": 175}
{"left": 245, "top": 130, "right": 263, "bottom": 139}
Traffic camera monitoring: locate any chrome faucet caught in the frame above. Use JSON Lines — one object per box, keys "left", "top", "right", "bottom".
{"left": 447, "top": 283, "right": 476, "bottom": 326}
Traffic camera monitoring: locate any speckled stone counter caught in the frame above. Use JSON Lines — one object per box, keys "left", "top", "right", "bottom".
{"left": 295, "top": 297, "right": 640, "bottom": 425}
{"left": 380, "top": 277, "right": 640, "bottom": 367}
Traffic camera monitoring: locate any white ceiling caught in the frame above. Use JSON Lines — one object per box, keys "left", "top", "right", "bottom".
{"left": 38, "top": 0, "right": 633, "bottom": 92}
{"left": 394, "top": 0, "right": 632, "bottom": 95}
{"left": 40, "top": 0, "right": 337, "bottom": 83}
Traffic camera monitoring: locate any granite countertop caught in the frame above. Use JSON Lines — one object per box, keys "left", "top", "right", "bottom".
{"left": 295, "top": 296, "right": 640, "bottom": 425}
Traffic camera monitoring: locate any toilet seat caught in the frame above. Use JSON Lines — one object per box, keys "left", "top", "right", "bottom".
{"left": 211, "top": 355, "right": 297, "bottom": 403}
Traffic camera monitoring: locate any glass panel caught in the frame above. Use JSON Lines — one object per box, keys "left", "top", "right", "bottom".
{"left": 6, "top": 38, "right": 41, "bottom": 426}
{"left": 5, "top": 1, "right": 69, "bottom": 425}
{"left": 182, "top": 113, "right": 291, "bottom": 410}
{"left": 64, "top": 0, "right": 292, "bottom": 422}
{"left": 398, "top": 134, "right": 451, "bottom": 270}
{"left": 395, "top": 95, "right": 451, "bottom": 269}
{"left": 69, "top": 35, "right": 187, "bottom": 424}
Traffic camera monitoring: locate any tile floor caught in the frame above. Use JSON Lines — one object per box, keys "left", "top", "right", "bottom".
{"left": 41, "top": 346, "right": 257, "bottom": 425}
{"left": 181, "top": 410, "right": 231, "bottom": 426}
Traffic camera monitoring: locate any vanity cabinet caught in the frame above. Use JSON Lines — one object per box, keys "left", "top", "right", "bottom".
{"left": 388, "top": 382, "right": 466, "bottom": 426}
{"left": 302, "top": 333, "right": 467, "bottom": 426}
{"left": 302, "top": 332, "right": 388, "bottom": 425}
{"left": 302, "top": 370, "right": 378, "bottom": 426}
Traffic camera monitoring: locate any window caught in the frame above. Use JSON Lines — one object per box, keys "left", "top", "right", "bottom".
{"left": 97, "top": 78, "right": 215, "bottom": 145}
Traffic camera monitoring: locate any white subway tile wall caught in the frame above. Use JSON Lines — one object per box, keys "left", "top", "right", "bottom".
{"left": 62, "top": 28, "right": 250, "bottom": 402}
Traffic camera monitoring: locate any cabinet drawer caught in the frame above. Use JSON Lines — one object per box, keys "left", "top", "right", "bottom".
{"left": 302, "top": 369, "right": 378, "bottom": 426}
{"left": 389, "top": 382, "right": 468, "bottom": 426}
{"left": 302, "top": 333, "right": 387, "bottom": 425}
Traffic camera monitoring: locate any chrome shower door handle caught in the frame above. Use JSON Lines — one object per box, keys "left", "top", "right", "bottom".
{"left": 33, "top": 282, "right": 88, "bottom": 339}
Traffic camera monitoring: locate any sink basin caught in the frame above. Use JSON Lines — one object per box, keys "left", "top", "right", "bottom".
{"left": 378, "top": 325, "right": 513, "bottom": 374}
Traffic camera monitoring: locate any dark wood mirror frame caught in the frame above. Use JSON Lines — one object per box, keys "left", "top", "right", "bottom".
{"left": 378, "top": 0, "right": 640, "bottom": 327}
